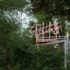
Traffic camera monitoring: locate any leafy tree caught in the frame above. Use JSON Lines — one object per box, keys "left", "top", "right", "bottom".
{"left": 0, "top": 0, "right": 27, "bottom": 10}
{"left": 0, "top": 0, "right": 70, "bottom": 70}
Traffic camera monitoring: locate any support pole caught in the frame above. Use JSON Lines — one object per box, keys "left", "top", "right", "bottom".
{"left": 42, "top": 22, "right": 44, "bottom": 42}
{"left": 36, "top": 24, "right": 39, "bottom": 48}
{"left": 64, "top": 40, "right": 67, "bottom": 70}
{"left": 42, "top": 22, "right": 44, "bottom": 37}
{"left": 49, "top": 22, "right": 51, "bottom": 39}
{"left": 64, "top": 38, "right": 68, "bottom": 70}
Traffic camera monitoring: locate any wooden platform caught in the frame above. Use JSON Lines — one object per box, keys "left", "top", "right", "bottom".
{"left": 36, "top": 36, "right": 67, "bottom": 45}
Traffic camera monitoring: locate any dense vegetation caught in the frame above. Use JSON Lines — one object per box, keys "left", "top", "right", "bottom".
{"left": 0, "top": 0, "right": 70, "bottom": 70}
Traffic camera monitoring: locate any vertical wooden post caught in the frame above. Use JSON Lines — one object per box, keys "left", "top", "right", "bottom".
{"left": 42, "top": 22, "right": 44, "bottom": 42}
{"left": 54, "top": 21, "right": 58, "bottom": 40}
{"left": 49, "top": 22, "right": 51, "bottom": 39}
{"left": 56, "top": 24, "right": 58, "bottom": 40}
{"left": 35, "top": 24, "right": 38, "bottom": 47}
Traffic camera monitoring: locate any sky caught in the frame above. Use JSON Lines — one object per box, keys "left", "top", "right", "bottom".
{"left": 3, "top": 0, "right": 37, "bottom": 28}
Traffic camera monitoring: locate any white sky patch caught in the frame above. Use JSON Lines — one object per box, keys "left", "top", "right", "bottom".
{"left": 4, "top": 10, "right": 37, "bottom": 28}
{"left": 26, "top": 0, "right": 31, "bottom": 3}
{"left": 16, "top": 11, "right": 37, "bottom": 28}
{"left": 3, "top": 0, "right": 37, "bottom": 28}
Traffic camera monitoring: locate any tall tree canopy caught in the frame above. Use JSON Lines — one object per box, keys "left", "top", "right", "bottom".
{"left": 31, "top": 0, "right": 70, "bottom": 17}
{"left": 0, "top": 0, "right": 27, "bottom": 10}
{"left": 0, "top": 0, "right": 70, "bottom": 70}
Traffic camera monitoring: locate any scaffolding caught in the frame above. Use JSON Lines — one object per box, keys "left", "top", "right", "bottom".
{"left": 31, "top": 22, "right": 64, "bottom": 45}
{"left": 31, "top": 22, "right": 69, "bottom": 69}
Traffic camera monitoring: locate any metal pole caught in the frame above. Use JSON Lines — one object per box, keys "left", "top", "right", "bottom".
{"left": 64, "top": 20, "right": 69, "bottom": 70}
{"left": 64, "top": 40, "right": 67, "bottom": 70}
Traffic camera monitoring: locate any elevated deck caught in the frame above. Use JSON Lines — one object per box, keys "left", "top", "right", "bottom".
{"left": 36, "top": 36, "right": 67, "bottom": 45}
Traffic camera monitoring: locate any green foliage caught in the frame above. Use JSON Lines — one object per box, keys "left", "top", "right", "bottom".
{"left": 0, "top": 0, "right": 27, "bottom": 10}
{"left": 0, "top": 0, "right": 70, "bottom": 70}
{"left": 31, "top": 0, "right": 70, "bottom": 16}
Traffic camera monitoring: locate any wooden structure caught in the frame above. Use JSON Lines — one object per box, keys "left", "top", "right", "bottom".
{"left": 31, "top": 22, "right": 66, "bottom": 45}
{"left": 30, "top": 21, "right": 69, "bottom": 69}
